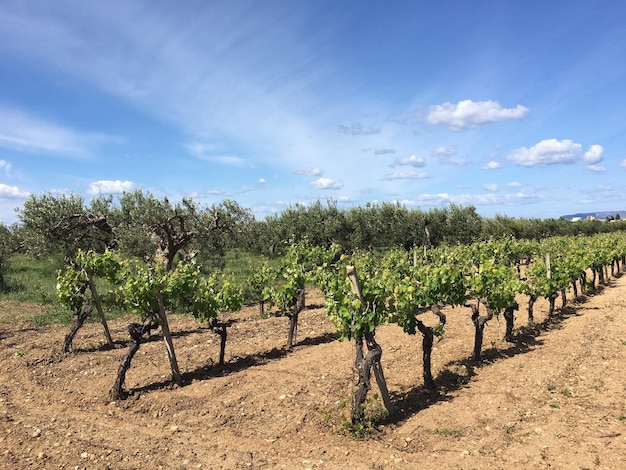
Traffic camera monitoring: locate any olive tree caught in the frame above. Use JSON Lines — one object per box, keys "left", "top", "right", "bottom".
{"left": 18, "top": 193, "right": 114, "bottom": 259}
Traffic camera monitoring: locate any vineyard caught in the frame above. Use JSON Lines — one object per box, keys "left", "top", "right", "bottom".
{"left": 1, "top": 233, "right": 626, "bottom": 468}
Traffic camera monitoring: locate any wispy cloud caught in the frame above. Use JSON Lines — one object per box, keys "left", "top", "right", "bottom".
{"left": 294, "top": 168, "right": 323, "bottom": 176}
{"left": 432, "top": 146, "right": 457, "bottom": 157}
{"left": 185, "top": 143, "right": 252, "bottom": 168}
{"left": 427, "top": 100, "right": 529, "bottom": 130}
{"left": 483, "top": 183, "right": 498, "bottom": 192}
{"left": 382, "top": 171, "right": 429, "bottom": 181}
{"left": 337, "top": 122, "right": 381, "bottom": 136}
{"left": 439, "top": 156, "right": 471, "bottom": 166}
{"left": 391, "top": 155, "right": 426, "bottom": 168}
{"left": 0, "top": 160, "right": 11, "bottom": 176}
{"left": 401, "top": 189, "right": 544, "bottom": 208}
{"left": 587, "top": 165, "right": 606, "bottom": 173}
{"left": 87, "top": 180, "right": 134, "bottom": 195}
{"left": 0, "top": 106, "right": 112, "bottom": 157}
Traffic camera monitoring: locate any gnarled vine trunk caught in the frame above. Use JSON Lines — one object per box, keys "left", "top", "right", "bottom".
{"left": 527, "top": 294, "right": 537, "bottom": 326}
{"left": 110, "top": 322, "right": 157, "bottom": 400}
{"left": 548, "top": 292, "right": 558, "bottom": 317}
{"left": 211, "top": 319, "right": 234, "bottom": 365}
{"left": 286, "top": 289, "right": 305, "bottom": 349}
{"left": 503, "top": 302, "right": 519, "bottom": 342}
{"left": 352, "top": 332, "right": 394, "bottom": 424}
{"left": 470, "top": 299, "right": 494, "bottom": 362}
{"left": 63, "top": 299, "right": 93, "bottom": 353}
{"left": 346, "top": 265, "right": 394, "bottom": 425}
{"left": 415, "top": 305, "right": 446, "bottom": 390}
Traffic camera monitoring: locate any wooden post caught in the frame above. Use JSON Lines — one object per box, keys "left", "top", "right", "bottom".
{"left": 86, "top": 271, "right": 114, "bottom": 347}
{"left": 156, "top": 293, "right": 182, "bottom": 385}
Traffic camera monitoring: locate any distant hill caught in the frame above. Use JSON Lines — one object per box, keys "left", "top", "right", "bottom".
{"left": 562, "top": 210, "right": 626, "bottom": 221}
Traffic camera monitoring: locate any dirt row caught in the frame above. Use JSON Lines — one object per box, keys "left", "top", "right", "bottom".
{"left": 0, "top": 277, "right": 625, "bottom": 469}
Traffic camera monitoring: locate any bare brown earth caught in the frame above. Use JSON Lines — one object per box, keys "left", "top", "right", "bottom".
{"left": 1, "top": 275, "right": 625, "bottom": 469}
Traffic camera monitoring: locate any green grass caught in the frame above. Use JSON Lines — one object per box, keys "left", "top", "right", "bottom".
{"left": 1, "top": 254, "right": 63, "bottom": 304}
{"left": 1, "top": 254, "right": 126, "bottom": 325}
{"left": 1, "top": 251, "right": 277, "bottom": 325}
{"left": 219, "top": 249, "right": 281, "bottom": 303}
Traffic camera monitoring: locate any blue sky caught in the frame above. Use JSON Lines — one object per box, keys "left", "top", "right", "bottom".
{"left": 1, "top": 1, "right": 626, "bottom": 224}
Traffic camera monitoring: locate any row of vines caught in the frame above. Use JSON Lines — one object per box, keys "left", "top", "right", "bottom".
{"left": 55, "top": 232, "right": 626, "bottom": 429}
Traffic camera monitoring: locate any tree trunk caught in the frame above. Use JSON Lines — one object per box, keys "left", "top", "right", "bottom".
{"left": 560, "top": 289, "right": 567, "bottom": 307}
{"left": 156, "top": 294, "right": 183, "bottom": 386}
{"left": 86, "top": 271, "right": 113, "bottom": 347}
{"left": 571, "top": 280, "right": 578, "bottom": 300}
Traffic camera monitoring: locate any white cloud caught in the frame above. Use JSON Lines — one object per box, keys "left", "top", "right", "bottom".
{"left": 259, "top": 178, "right": 266, "bottom": 184}
{"left": 483, "top": 161, "right": 501, "bottom": 169}
{"left": 382, "top": 171, "right": 429, "bottom": 181}
{"left": 88, "top": 180, "right": 134, "bottom": 194}
{"left": 507, "top": 182, "right": 523, "bottom": 188}
{"left": 392, "top": 155, "right": 426, "bottom": 167}
{"left": 311, "top": 177, "right": 343, "bottom": 189}
{"left": 621, "top": 160, "right": 626, "bottom": 169}
{"left": 507, "top": 139, "right": 582, "bottom": 167}
{"left": 483, "top": 183, "right": 498, "bottom": 192}
{"left": 427, "top": 100, "right": 529, "bottom": 130}
{"left": 0, "top": 183, "right": 29, "bottom": 199}
{"left": 583, "top": 144, "right": 604, "bottom": 164}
